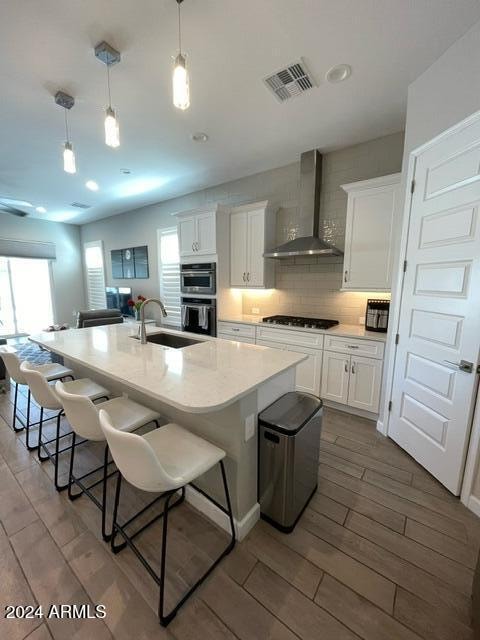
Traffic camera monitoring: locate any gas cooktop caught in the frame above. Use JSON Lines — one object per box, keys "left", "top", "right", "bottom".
{"left": 261, "top": 315, "right": 339, "bottom": 330}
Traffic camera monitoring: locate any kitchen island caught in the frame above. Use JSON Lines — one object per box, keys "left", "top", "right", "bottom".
{"left": 30, "top": 323, "right": 306, "bottom": 539}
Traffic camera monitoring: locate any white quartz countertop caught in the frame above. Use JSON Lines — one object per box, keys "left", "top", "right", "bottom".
{"left": 218, "top": 315, "right": 388, "bottom": 341}
{"left": 29, "top": 324, "right": 306, "bottom": 414}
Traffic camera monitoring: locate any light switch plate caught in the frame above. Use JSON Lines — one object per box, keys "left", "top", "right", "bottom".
{"left": 252, "top": 307, "right": 260, "bottom": 315}
{"left": 245, "top": 414, "right": 256, "bottom": 441}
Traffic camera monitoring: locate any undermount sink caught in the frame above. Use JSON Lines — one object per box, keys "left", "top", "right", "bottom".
{"left": 132, "top": 332, "right": 201, "bottom": 349}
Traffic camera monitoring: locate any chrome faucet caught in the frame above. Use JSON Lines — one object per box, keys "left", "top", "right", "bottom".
{"left": 138, "top": 298, "right": 168, "bottom": 344}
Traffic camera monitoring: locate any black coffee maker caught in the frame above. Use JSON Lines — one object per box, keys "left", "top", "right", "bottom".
{"left": 365, "top": 299, "right": 390, "bottom": 332}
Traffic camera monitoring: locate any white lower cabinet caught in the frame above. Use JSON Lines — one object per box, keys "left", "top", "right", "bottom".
{"left": 218, "top": 333, "right": 255, "bottom": 344}
{"left": 256, "top": 338, "right": 322, "bottom": 396}
{"left": 321, "top": 350, "right": 382, "bottom": 413}
{"left": 321, "top": 351, "right": 350, "bottom": 405}
{"left": 347, "top": 356, "right": 383, "bottom": 413}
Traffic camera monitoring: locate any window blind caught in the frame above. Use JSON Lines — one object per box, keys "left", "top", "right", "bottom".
{"left": 158, "top": 228, "right": 181, "bottom": 327}
{"left": 0, "top": 238, "right": 56, "bottom": 260}
{"left": 84, "top": 241, "right": 107, "bottom": 309}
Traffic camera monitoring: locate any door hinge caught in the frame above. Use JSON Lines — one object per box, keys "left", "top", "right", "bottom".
{"left": 388, "top": 400, "right": 393, "bottom": 412}
{"left": 395, "top": 333, "right": 399, "bottom": 345}
{"left": 411, "top": 179, "right": 415, "bottom": 194}
{"left": 403, "top": 259, "right": 407, "bottom": 273}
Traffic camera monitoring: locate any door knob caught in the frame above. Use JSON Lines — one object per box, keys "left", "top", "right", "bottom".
{"left": 443, "top": 359, "right": 474, "bottom": 373}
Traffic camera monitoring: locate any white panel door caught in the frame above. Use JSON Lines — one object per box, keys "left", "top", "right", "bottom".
{"left": 390, "top": 113, "right": 480, "bottom": 494}
{"left": 196, "top": 212, "right": 216, "bottom": 255}
{"left": 230, "top": 211, "right": 248, "bottom": 286}
{"left": 178, "top": 217, "right": 196, "bottom": 257}
{"left": 348, "top": 356, "right": 382, "bottom": 413}
{"left": 321, "top": 351, "right": 349, "bottom": 405}
{"left": 247, "top": 209, "right": 265, "bottom": 287}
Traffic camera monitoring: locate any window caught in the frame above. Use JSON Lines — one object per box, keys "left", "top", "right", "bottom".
{"left": 84, "top": 241, "right": 106, "bottom": 309}
{"left": 158, "top": 228, "right": 180, "bottom": 326}
{"left": 0, "top": 257, "right": 54, "bottom": 336}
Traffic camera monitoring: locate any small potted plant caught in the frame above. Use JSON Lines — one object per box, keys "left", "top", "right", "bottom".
{"left": 127, "top": 295, "right": 147, "bottom": 321}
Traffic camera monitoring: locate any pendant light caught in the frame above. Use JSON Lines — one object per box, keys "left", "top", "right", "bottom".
{"left": 95, "top": 41, "right": 121, "bottom": 148}
{"left": 54, "top": 91, "right": 76, "bottom": 174}
{"left": 173, "top": 0, "right": 190, "bottom": 110}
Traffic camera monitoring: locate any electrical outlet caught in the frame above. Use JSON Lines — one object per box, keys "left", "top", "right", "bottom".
{"left": 251, "top": 307, "right": 260, "bottom": 315}
{"left": 245, "top": 414, "right": 256, "bottom": 441}
{"left": 358, "top": 316, "right": 364, "bottom": 325}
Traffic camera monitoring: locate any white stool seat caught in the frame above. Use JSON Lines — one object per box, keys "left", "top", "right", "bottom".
{"left": 57, "top": 378, "right": 108, "bottom": 403}
{"left": 143, "top": 423, "right": 225, "bottom": 488}
{"left": 99, "top": 397, "right": 160, "bottom": 433}
{"left": 33, "top": 362, "right": 74, "bottom": 381}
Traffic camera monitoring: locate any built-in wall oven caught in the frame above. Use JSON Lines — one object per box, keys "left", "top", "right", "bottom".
{"left": 181, "top": 297, "right": 216, "bottom": 337}
{"left": 180, "top": 263, "right": 216, "bottom": 295}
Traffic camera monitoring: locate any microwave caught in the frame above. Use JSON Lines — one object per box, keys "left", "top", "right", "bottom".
{"left": 180, "top": 262, "right": 216, "bottom": 295}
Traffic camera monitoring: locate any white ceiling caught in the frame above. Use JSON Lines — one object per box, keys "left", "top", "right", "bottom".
{"left": 1, "top": 0, "right": 479, "bottom": 224}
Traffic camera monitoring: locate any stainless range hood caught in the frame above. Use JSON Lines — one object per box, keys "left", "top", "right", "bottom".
{"left": 264, "top": 149, "right": 343, "bottom": 258}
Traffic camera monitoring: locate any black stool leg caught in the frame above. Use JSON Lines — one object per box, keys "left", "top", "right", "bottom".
{"left": 101, "top": 444, "right": 111, "bottom": 542}
{"left": 12, "top": 383, "right": 22, "bottom": 432}
{"left": 28, "top": 406, "right": 43, "bottom": 452}
{"left": 110, "top": 472, "right": 124, "bottom": 553}
{"left": 53, "top": 411, "right": 69, "bottom": 491}
{"left": 67, "top": 432, "right": 80, "bottom": 501}
{"left": 158, "top": 491, "right": 176, "bottom": 626}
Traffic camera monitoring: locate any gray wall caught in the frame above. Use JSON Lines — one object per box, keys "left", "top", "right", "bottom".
{"left": 0, "top": 213, "right": 85, "bottom": 325}
{"left": 81, "top": 131, "right": 404, "bottom": 325}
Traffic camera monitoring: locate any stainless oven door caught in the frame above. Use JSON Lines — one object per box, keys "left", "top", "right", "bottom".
{"left": 180, "top": 270, "right": 215, "bottom": 294}
{"left": 181, "top": 299, "right": 216, "bottom": 336}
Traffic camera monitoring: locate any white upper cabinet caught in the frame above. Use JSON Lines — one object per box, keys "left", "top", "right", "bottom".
{"left": 341, "top": 173, "right": 401, "bottom": 291}
{"left": 176, "top": 208, "right": 217, "bottom": 258}
{"left": 230, "top": 201, "right": 275, "bottom": 288}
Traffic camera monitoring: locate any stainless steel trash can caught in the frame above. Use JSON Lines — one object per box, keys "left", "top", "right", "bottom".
{"left": 258, "top": 391, "right": 322, "bottom": 532}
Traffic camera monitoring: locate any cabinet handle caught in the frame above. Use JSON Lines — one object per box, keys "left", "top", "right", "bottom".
{"left": 247, "top": 272, "right": 250, "bottom": 282}
{"left": 344, "top": 270, "right": 348, "bottom": 283}
{"left": 243, "top": 272, "right": 246, "bottom": 282}
{"left": 192, "top": 242, "right": 195, "bottom": 252}
{"left": 347, "top": 345, "right": 359, "bottom": 349}
{"left": 196, "top": 241, "right": 199, "bottom": 251}
{"left": 344, "top": 361, "right": 348, "bottom": 373}
{"left": 232, "top": 328, "right": 240, "bottom": 332}
{"left": 351, "top": 362, "right": 356, "bottom": 374}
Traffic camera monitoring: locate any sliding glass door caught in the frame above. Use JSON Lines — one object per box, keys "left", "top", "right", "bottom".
{"left": 0, "top": 257, "right": 54, "bottom": 337}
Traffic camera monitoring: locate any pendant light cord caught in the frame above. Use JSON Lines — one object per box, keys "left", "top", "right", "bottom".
{"left": 178, "top": 1, "right": 182, "bottom": 54}
{"left": 107, "top": 64, "right": 112, "bottom": 108}
{"left": 64, "top": 108, "right": 70, "bottom": 143}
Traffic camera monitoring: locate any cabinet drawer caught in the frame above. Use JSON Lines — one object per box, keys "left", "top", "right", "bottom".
{"left": 323, "top": 335, "right": 384, "bottom": 359}
{"left": 256, "top": 326, "right": 324, "bottom": 349}
{"left": 218, "top": 333, "right": 255, "bottom": 345}
{"left": 217, "top": 322, "right": 256, "bottom": 339}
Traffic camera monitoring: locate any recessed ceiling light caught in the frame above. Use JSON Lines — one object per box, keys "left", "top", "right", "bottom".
{"left": 325, "top": 64, "right": 352, "bottom": 84}
{"left": 85, "top": 180, "right": 99, "bottom": 191}
{"left": 36, "top": 206, "right": 47, "bottom": 213}
{"left": 191, "top": 132, "right": 208, "bottom": 143}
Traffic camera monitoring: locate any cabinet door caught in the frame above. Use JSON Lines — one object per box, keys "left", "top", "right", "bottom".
{"left": 196, "top": 212, "right": 216, "bottom": 255}
{"left": 343, "top": 183, "right": 399, "bottom": 290}
{"left": 178, "top": 217, "right": 196, "bottom": 257}
{"left": 285, "top": 344, "right": 322, "bottom": 396}
{"left": 321, "top": 351, "right": 350, "bottom": 405}
{"left": 246, "top": 209, "right": 265, "bottom": 287}
{"left": 230, "top": 211, "right": 248, "bottom": 287}
{"left": 217, "top": 333, "right": 255, "bottom": 344}
{"left": 348, "top": 355, "right": 382, "bottom": 413}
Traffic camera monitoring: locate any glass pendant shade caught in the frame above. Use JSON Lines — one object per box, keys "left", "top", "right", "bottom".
{"left": 104, "top": 106, "right": 120, "bottom": 148}
{"left": 63, "top": 142, "right": 76, "bottom": 174}
{"left": 173, "top": 53, "right": 190, "bottom": 110}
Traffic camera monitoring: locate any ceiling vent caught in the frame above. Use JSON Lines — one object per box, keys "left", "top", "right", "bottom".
{"left": 264, "top": 60, "right": 316, "bottom": 103}
{"left": 71, "top": 202, "right": 91, "bottom": 209}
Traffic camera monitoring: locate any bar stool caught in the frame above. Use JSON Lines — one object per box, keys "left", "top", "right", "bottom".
{"left": 99, "top": 408, "right": 236, "bottom": 627}
{"left": 55, "top": 380, "right": 161, "bottom": 541}
{"left": 0, "top": 346, "right": 74, "bottom": 435}
{"left": 20, "top": 361, "right": 109, "bottom": 491}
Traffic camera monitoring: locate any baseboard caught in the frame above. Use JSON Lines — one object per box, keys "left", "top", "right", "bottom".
{"left": 467, "top": 494, "right": 480, "bottom": 519}
{"left": 184, "top": 485, "right": 260, "bottom": 541}
{"left": 376, "top": 419, "right": 387, "bottom": 436}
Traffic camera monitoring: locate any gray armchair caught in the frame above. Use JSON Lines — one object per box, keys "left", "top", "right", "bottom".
{"left": 76, "top": 309, "right": 124, "bottom": 329}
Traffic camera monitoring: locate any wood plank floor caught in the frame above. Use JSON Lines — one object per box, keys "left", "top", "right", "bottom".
{"left": 0, "top": 383, "right": 479, "bottom": 640}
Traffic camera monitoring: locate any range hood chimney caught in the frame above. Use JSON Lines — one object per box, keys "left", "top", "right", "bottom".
{"left": 264, "top": 149, "right": 343, "bottom": 258}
